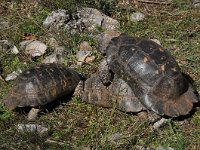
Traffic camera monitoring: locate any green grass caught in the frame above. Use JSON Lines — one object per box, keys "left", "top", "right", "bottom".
{"left": 0, "top": 0, "right": 200, "bottom": 149}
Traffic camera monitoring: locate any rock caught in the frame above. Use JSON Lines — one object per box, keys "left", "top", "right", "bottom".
{"left": 192, "top": 0, "right": 200, "bottom": 7}
{"left": 42, "top": 53, "right": 63, "bottom": 64}
{"left": 20, "top": 40, "right": 47, "bottom": 57}
{"left": 43, "top": 9, "right": 84, "bottom": 33}
{"left": 85, "top": 56, "right": 95, "bottom": 63}
{"left": 79, "top": 7, "right": 120, "bottom": 32}
{"left": 17, "top": 124, "right": 48, "bottom": 134}
{"left": 0, "top": 20, "right": 9, "bottom": 29}
{"left": 43, "top": 8, "right": 120, "bottom": 33}
{"left": 43, "top": 9, "right": 70, "bottom": 29}
{"left": 107, "top": 132, "right": 122, "bottom": 143}
{"left": 0, "top": 40, "right": 19, "bottom": 54}
{"left": 130, "top": 12, "right": 145, "bottom": 22}
{"left": 102, "top": 15, "right": 120, "bottom": 31}
{"left": 76, "top": 50, "right": 91, "bottom": 65}
{"left": 5, "top": 69, "right": 22, "bottom": 81}
{"left": 79, "top": 41, "right": 92, "bottom": 51}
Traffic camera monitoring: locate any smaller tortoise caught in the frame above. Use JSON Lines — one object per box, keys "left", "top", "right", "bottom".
{"left": 3, "top": 63, "right": 82, "bottom": 120}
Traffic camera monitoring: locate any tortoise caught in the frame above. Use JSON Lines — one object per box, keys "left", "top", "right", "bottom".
{"left": 98, "top": 33, "right": 199, "bottom": 117}
{"left": 2, "top": 63, "right": 83, "bottom": 120}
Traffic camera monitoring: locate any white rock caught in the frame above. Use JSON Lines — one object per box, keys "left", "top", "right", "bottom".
{"left": 5, "top": 69, "right": 22, "bottom": 81}
{"left": 76, "top": 50, "right": 91, "bottom": 65}
{"left": 43, "top": 9, "right": 70, "bottom": 29}
{"left": 20, "top": 40, "right": 47, "bottom": 57}
{"left": 130, "top": 12, "right": 145, "bottom": 22}
{"left": 79, "top": 7, "right": 104, "bottom": 31}
{"left": 102, "top": 15, "right": 120, "bottom": 31}
{"left": 12, "top": 46, "right": 19, "bottom": 54}
{"left": 43, "top": 8, "right": 119, "bottom": 33}
{"left": 17, "top": 124, "right": 48, "bottom": 134}
{"left": 42, "top": 53, "right": 63, "bottom": 64}
{"left": 80, "top": 7, "right": 119, "bottom": 31}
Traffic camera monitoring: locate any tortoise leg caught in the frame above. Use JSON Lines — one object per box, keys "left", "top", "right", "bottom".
{"left": 28, "top": 107, "right": 40, "bottom": 121}
{"left": 98, "top": 59, "right": 114, "bottom": 86}
{"left": 147, "top": 110, "right": 169, "bottom": 129}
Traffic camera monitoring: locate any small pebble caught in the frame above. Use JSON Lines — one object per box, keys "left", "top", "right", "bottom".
{"left": 5, "top": 69, "right": 22, "bottom": 81}
{"left": 17, "top": 124, "right": 48, "bottom": 134}
{"left": 130, "top": 12, "right": 145, "bottom": 22}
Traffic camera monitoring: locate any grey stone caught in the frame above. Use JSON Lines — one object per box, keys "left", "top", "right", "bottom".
{"left": 43, "top": 7, "right": 119, "bottom": 33}
{"left": 43, "top": 9, "right": 70, "bottom": 29}
{"left": 5, "top": 69, "right": 22, "bottom": 81}
{"left": 76, "top": 50, "right": 91, "bottom": 65}
{"left": 17, "top": 124, "right": 48, "bottom": 134}
{"left": 0, "top": 20, "right": 9, "bottom": 29}
{"left": 79, "top": 7, "right": 120, "bottom": 32}
{"left": 130, "top": 12, "right": 145, "bottom": 22}
{"left": 192, "top": 0, "right": 200, "bottom": 7}
{"left": 20, "top": 40, "right": 47, "bottom": 57}
{"left": 42, "top": 53, "right": 63, "bottom": 64}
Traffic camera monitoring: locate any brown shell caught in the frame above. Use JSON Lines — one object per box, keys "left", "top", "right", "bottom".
{"left": 78, "top": 75, "right": 145, "bottom": 113}
{"left": 3, "top": 63, "right": 82, "bottom": 109}
{"left": 105, "top": 33, "right": 199, "bottom": 117}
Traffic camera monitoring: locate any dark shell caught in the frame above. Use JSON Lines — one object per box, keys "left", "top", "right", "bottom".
{"left": 106, "top": 33, "right": 199, "bottom": 117}
{"left": 3, "top": 63, "right": 82, "bottom": 109}
{"left": 79, "top": 75, "right": 145, "bottom": 113}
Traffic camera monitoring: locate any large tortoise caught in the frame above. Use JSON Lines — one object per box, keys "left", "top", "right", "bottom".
{"left": 3, "top": 63, "right": 83, "bottom": 120}
{"left": 99, "top": 33, "right": 199, "bottom": 117}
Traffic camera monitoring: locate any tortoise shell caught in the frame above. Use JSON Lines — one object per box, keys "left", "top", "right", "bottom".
{"left": 3, "top": 63, "right": 82, "bottom": 109}
{"left": 105, "top": 33, "right": 199, "bottom": 117}
{"left": 77, "top": 74, "right": 145, "bottom": 113}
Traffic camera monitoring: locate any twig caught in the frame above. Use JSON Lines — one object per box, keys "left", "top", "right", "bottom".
{"left": 45, "top": 139, "right": 65, "bottom": 145}
{"left": 138, "top": 0, "right": 172, "bottom": 5}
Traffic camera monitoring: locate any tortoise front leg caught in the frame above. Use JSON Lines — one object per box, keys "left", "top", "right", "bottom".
{"left": 98, "top": 59, "right": 114, "bottom": 86}
{"left": 28, "top": 107, "right": 40, "bottom": 121}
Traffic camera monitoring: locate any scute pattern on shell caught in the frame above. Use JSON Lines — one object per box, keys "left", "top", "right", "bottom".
{"left": 105, "top": 33, "right": 199, "bottom": 117}
{"left": 3, "top": 63, "right": 82, "bottom": 109}
{"left": 79, "top": 75, "right": 145, "bottom": 113}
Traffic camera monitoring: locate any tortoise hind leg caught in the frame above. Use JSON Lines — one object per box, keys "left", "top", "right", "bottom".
{"left": 28, "top": 107, "right": 40, "bottom": 121}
